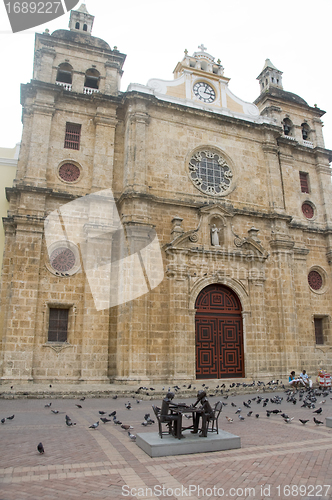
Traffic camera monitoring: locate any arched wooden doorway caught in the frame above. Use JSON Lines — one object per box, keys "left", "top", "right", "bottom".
{"left": 195, "top": 284, "right": 244, "bottom": 379}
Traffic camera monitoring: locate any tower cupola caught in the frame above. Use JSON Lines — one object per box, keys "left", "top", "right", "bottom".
{"left": 69, "top": 3, "right": 94, "bottom": 35}
{"left": 257, "top": 58, "right": 283, "bottom": 94}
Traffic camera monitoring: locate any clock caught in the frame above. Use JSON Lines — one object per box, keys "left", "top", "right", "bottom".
{"left": 193, "top": 82, "right": 216, "bottom": 103}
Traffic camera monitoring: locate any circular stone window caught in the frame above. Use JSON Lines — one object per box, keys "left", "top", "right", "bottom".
{"left": 50, "top": 247, "right": 76, "bottom": 273}
{"left": 302, "top": 202, "right": 314, "bottom": 219}
{"left": 308, "top": 270, "right": 323, "bottom": 291}
{"left": 58, "top": 163, "right": 81, "bottom": 183}
{"left": 188, "top": 150, "right": 233, "bottom": 196}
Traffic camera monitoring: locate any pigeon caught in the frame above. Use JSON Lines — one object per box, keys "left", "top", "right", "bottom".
{"left": 313, "top": 408, "right": 322, "bottom": 414}
{"left": 121, "top": 424, "right": 134, "bottom": 430}
{"left": 89, "top": 421, "right": 99, "bottom": 429}
{"left": 66, "top": 419, "right": 76, "bottom": 426}
{"left": 112, "top": 395, "right": 118, "bottom": 400}
{"left": 37, "top": 442, "right": 45, "bottom": 454}
{"left": 100, "top": 417, "right": 112, "bottom": 424}
{"left": 313, "top": 417, "right": 323, "bottom": 425}
{"left": 1, "top": 418, "right": 5, "bottom": 424}
{"left": 80, "top": 397, "right": 85, "bottom": 401}
{"left": 225, "top": 416, "right": 233, "bottom": 423}
{"left": 299, "top": 419, "right": 309, "bottom": 425}
{"left": 144, "top": 414, "right": 155, "bottom": 424}
{"left": 51, "top": 410, "right": 59, "bottom": 414}
{"left": 75, "top": 404, "right": 82, "bottom": 409}
{"left": 235, "top": 408, "right": 242, "bottom": 414}
{"left": 284, "top": 417, "right": 294, "bottom": 423}
{"left": 109, "top": 411, "right": 116, "bottom": 417}
{"left": 113, "top": 417, "right": 122, "bottom": 425}
{"left": 280, "top": 413, "right": 289, "bottom": 419}
{"left": 44, "top": 403, "right": 52, "bottom": 408}
{"left": 128, "top": 431, "right": 136, "bottom": 441}
{"left": 255, "top": 414, "right": 260, "bottom": 418}
{"left": 247, "top": 411, "right": 253, "bottom": 417}
{"left": 125, "top": 402, "right": 132, "bottom": 410}
{"left": 98, "top": 411, "right": 106, "bottom": 415}
{"left": 238, "top": 415, "right": 245, "bottom": 421}
{"left": 6, "top": 415, "right": 15, "bottom": 420}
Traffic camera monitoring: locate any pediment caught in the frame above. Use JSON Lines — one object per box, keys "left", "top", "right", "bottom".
{"left": 199, "top": 203, "right": 233, "bottom": 218}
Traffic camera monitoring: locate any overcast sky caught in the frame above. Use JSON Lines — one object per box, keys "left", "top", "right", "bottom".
{"left": 0, "top": 0, "right": 331, "bottom": 151}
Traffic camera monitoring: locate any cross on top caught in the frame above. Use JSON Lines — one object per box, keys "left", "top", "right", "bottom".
{"left": 198, "top": 44, "right": 207, "bottom": 52}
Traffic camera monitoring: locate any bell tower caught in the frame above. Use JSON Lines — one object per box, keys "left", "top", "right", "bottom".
{"left": 257, "top": 58, "right": 283, "bottom": 94}
{"left": 68, "top": 3, "right": 94, "bottom": 35}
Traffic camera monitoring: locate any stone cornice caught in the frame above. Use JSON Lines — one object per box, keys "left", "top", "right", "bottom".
{"left": 116, "top": 189, "right": 293, "bottom": 222}
{"left": 122, "top": 89, "right": 281, "bottom": 132}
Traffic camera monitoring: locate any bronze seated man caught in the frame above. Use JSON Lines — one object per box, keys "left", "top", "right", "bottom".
{"left": 191, "top": 390, "right": 214, "bottom": 437}
{"left": 159, "top": 392, "right": 183, "bottom": 439}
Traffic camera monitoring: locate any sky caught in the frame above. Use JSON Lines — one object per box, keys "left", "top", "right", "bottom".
{"left": 0, "top": 0, "right": 331, "bottom": 151}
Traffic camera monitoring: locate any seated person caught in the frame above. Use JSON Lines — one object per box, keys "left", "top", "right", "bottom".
{"left": 289, "top": 371, "right": 301, "bottom": 392}
{"left": 191, "top": 390, "right": 214, "bottom": 437}
{"left": 159, "top": 392, "right": 183, "bottom": 439}
{"left": 299, "top": 369, "right": 309, "bottom": 387}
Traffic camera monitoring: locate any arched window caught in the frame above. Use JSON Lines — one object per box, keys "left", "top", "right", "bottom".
{"left": 84, "top": 68, "right": 100, "bottom": 90}
{"left": 301, "top": 123, "right": 310, "bottom": 141}
{"left": 75, "top": 22, "right": 79, "bottom": 29}
{"left": 56, "top": 63, "right": 73, "bottom": 85}
{"left": 83, "top": 24, "right": 88, "bottom": 31}
{"left": 282, "top": 118, "right": 293, "bottom": 136}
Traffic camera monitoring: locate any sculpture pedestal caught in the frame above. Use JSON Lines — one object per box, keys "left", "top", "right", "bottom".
{"left": 136, "top": 430, "right": 241, "bottom": 457}
{"left": 326, "top": 417, "right": 332, "bottom": 428}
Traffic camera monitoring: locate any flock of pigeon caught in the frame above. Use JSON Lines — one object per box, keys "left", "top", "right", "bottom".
{"left": 223, "top": 386, "right": 332, "bottom": 425}
{"left": 1, "top": 380, "right": 331, "bottom": 456}
{"left": 40, "top": 397, "right": 155, "bottom": 454}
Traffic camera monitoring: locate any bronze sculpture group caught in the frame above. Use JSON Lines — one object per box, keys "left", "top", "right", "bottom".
{"left": 157, "top": 390, "right": 216, "bottom": 439}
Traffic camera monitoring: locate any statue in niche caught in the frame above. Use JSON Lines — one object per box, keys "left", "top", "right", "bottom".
{"left": 211, "top": 224, "right": 221, "bottom": 246}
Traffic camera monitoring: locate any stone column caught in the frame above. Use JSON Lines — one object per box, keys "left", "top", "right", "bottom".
{"left": 269, "top": 236, "right": 300, "bottom": 375}
{"left": 22, "top": 93, "right": 55, "bottom": 188}
{"left": 91, "top": 109, "right": 118, "bottom": 191}
{"left": 1, "top": 218, "right": 44, "bottom": 383}
{"left": 112, "top": 224, "right": 154, "bottom": 383}
{"left": 166, "top": 254, "right": 193, "bottom": 382}
{"left": 124, "top": 99, "right": 149, "bottom": 193}
{"left": 262, "top": 140, "right": 285, "bottom": 212}
{"left": 315, "top": 150, "right": 332, "bottom": 225}
{"left": 247, "top": 268, "right": 268, "bottom": 378}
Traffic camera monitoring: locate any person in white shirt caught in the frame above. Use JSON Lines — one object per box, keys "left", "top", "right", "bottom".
{"left": 299, "top": 369, "right": 309, "bottom": 388}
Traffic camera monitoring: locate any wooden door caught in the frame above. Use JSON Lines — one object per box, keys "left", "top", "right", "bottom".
{"left": 195, "top": 284, "right": 244, "bottom": 379}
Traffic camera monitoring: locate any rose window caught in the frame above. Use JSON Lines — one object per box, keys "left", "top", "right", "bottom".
{"left": 189, "top": 150, "right": 233, "bottom": 196}
{"left": 302, "top": 203, "right": 314, "bottom": 219}
{"left": 58, "top": 163, "right": 80, "bottom": 182}
{"left": 50, "top": 247, "right": 76, "bottom": 273}
{"left": 308, "top": 270, "right": 323, "bottom": 291}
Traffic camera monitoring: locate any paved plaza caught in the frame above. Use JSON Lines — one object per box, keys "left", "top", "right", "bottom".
{"left": 0, "top": 383, "right": 332, "bottom": 499}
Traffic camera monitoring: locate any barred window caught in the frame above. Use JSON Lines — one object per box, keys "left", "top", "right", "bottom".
{"left": 64, "top": 122, "right": 81, "bottom": 150}
{"left": 314, "top": 318, "right": 324, "bottom": 345}
{"left": 299, "top": 172, "right": 309, "bottom": 193}
{"left": 48, "top": 308, "right": 69, "bottom": 342}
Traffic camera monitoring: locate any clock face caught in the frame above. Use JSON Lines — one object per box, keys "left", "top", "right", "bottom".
{"left": 193, "top": 82, "right": 216, "bottom": 103}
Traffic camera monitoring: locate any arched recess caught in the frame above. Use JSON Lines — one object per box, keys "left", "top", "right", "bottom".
{"left": 194, "top": 283, "right": 245, "bottom": 379}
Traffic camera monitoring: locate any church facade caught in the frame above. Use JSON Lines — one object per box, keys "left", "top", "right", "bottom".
{"left": 1, "top": 5, "right": 332, "bottom": 385}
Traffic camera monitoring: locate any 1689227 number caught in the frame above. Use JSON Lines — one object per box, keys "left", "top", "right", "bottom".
{"left": 276, "top": 484, "right": 331, "bottom": 497}
{"left": 5, "top": 1, "right": 61, "bottom": 14}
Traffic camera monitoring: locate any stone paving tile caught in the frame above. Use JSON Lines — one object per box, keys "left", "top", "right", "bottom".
{"left": 0, "top": 387, "right": 332, "bottom": 499}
